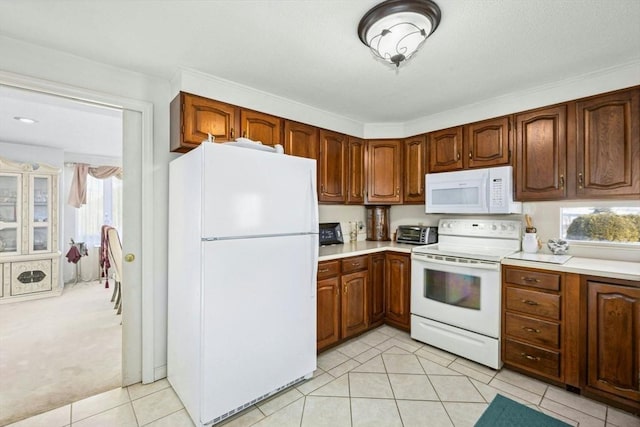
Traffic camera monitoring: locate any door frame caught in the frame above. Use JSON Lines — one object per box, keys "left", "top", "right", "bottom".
{"left": 0, "top": 70, "right": 155, "bottom": 384}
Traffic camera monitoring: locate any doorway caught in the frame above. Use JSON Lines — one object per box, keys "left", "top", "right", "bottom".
{"left": 0, "top": 75, "right": 152, "bottom": 423}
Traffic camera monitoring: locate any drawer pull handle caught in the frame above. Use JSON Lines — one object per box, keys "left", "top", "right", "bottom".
{"left": 344, "top": 284, "right": 348, "bottom": 294}
{"left": 522, "top": 277, "right": 541, "bottom": 283}
{"left": 521, "top": 353, "right": 540, "bottom": 361}
{"left": 521, "top": 299, "right": 539, "bottom": 306}
{"left": 351, "top": 262, "right": 360, "bottom": 267}
{"left": 522, "top": 326, "right": 541, "bottom": 333}
{"left": 318, "top": 268, "right": 329, "bottom": 273}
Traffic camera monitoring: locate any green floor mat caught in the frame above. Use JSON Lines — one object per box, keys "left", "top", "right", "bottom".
{"left": 475, "top": 394, "right": 571, "bottom": 427}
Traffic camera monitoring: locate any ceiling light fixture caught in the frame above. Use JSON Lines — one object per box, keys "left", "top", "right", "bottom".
{"left": 14, "top": 116, "right": 38, "bottom": 124}
{"left": 358, "top": 0, "right": 441, "bottom": 68}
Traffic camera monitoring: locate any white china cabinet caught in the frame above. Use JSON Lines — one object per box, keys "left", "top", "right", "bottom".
{"left": 0, "top": 157, "right": 60, "bottom": 302}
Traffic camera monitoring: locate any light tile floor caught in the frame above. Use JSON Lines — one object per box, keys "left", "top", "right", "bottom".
{"left": 8, "top": 325, "right": 640, "bottom": 427}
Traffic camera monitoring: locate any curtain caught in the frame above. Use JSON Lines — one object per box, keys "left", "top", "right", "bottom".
{"left": 67, "top": 163, "right": 122, "bottom": 208}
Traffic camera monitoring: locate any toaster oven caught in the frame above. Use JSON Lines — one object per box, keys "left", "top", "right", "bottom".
{"left": 396, "top": 225, "right": 438, "bottom": 245}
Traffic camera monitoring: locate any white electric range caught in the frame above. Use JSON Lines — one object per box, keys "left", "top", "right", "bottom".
{"left": 410, "top": 218, "right": 522, "bottom": 369}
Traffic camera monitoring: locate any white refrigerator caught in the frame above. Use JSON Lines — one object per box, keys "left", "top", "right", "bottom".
{"left": 167, "top": 142, "right": 318, "bottom": 426}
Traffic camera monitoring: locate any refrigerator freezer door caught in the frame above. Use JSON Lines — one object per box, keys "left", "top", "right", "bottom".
{"left": 200, "top": 234, "right": 317, "bottom": 424}
{"left": 201, "top": 143, "right": 318, "bottom": 239}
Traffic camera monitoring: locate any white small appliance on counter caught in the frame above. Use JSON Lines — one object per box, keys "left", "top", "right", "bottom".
{"left": 425, "top": 165, "right": 522, "bottom": 214}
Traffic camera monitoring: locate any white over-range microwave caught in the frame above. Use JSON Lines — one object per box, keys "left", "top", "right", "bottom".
{"left": 425, "top": 165, "right": 522, "bottom": 214}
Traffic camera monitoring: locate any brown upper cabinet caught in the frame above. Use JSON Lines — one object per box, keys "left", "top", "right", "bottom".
{"left": 170, "top": 92, "right": 240, "bottom": 152}
{"left": 318, "top": 130, "right": 347, "bottom": 203}
{"left": 428, "top": 117, "right": 511, "bottom": 173}
{"left": 428, "top": 126, "right": 464, "bottom": 172}
{"left": 347, "top": 137, "right": 366, "bottom": 204}
{"left": 403, "top": 135, "right": 427, "bottom": 203}
{"left": 366, "top": 139, "right": 403, "bottom": 204}
{"left": 515, "top": 105, "right": 568, "bottom": 200}
{"left": 465, "top": 116, "right": 511, "bottom": 169}
{"left": 575, "top": 88, "right": 640, "bottom": 198}
{"left": 240, "top": 109, "right": 282, "bottom": 147}
{"left": 283, "top": 121, "right": 318, "bottom": 160}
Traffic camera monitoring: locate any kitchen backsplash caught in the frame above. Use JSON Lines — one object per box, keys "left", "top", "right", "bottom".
{"left": 319, "top": 202, "right": 640, "bottom": 263}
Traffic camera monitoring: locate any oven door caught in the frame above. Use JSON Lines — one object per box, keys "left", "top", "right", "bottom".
{"left": 411, "top": 253, "right": 501, "bottom": 338}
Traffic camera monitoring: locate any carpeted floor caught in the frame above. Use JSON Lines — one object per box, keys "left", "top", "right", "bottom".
{"left": 0, "top": 280, "right": 122, "bottom": 426}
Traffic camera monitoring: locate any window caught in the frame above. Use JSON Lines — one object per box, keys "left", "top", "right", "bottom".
{"left": 76, "top": 174, "right": 122, "bottom": 246}
{"left": 561, "top": 207, "right": 640, "bottom": 245}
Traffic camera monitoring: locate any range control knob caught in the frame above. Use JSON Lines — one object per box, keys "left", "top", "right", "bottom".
{"left": 491, "top": 224, "right": 498, "bottom": 231}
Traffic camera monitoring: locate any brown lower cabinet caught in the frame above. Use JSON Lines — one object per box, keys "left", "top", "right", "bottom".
{"left": 584, "top": 277, "right": 640, "bottom": 412}
{"left": 316, "top": 251, "right": 411, "bottom": 352}
{"left": 502, "top": 266, "right": 640, "bottom": 414}
{"left": 384, "top": 252, "right": 411, "bottom": 331}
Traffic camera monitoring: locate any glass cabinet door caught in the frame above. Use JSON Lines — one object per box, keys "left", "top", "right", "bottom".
{"left": 30, "top": 175, "right": 51, "bottom": 253}
{"left": 0, "top": 173, "right": 21, "bottom": 255}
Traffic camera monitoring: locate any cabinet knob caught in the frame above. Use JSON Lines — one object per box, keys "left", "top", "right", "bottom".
{"left": 124, "top": 253, "right": 135, "bottom": 263}
{"left": 457, "top": 152, "right": 461, "bottom": 161}
{"left": 468, "top": 151, "right": 472, "bottom": 159}
{"left": 318, "top": 268, "right": 329, "bottom": 273}
{"left": 230, "top": 128, "right": 235, "bottom": 139}
{"left": 578, "top": 172, "right": 583, "bottom": 189}
{"left": 395, "top": 187, "right": 400, "bottom": 196}
{"left": 344, "top": 284, "right": 348, "bottom": 294}
{"left": 559, "top": 174, "right": 564, "bottom": 189}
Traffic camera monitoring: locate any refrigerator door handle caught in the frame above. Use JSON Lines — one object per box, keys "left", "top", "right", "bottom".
{"left": 311, "top": 236, "right": 318, "bottom": 298}
{"left": 309, "top": 169, "right": 319, "bottom": 230}
{"left": 309, "top": 169, "right": 319, "bottom": 299}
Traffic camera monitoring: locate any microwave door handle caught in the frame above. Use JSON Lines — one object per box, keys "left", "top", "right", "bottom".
{"left": 411, "top": 254, "right": 500, "bottom": 271}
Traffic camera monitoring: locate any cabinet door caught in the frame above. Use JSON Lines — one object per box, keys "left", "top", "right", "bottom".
{"left": 318, "top": 130, "right": 347, "bottom": 203}
{"left": 240, "top": 109, "right": 283, "bottom": 147}
{"left": 515, "top": 105, "right": 567, "bottom": 200}
{"left": 317, "top": 276, "right": 341, "bottom": 351}
{"left": 465, "top": 116, "right": 511, "bottom": 169}
{"left": 587, "top": 281, "right": 640, "bottom": 402}
{"left": 341, "top": 270, "right": 369, "bottom": 339}
{"left": 385, "top": 253, "right": 411, "bottom": 330}
{"left": 0, "top": 173, "right": 22, "bottom": 256}
{"left": 369, "top": 254, "right": 385, "bottom": 326}
{"left": 576, "top": 88, "right": 640, "bottom": 198}
{"left": 283, "top": 121, "right": 318, "bottom": 160}
{"left": 347, "top": 137, "right": 365, "bottom": 204}
{"left": 403, "top": 136, "right": 427, "bottom": 203}
{"left": 170, "top": 92, "right": 239, "bottom": 152}
{"left": 428, "top": 126, "right": 463, "bottom": 173}
{"left": 366, "top": 139, "right": 403, "bottom": 204}
{"left": 29, "top": 175, "right": 52, "bottom": 253}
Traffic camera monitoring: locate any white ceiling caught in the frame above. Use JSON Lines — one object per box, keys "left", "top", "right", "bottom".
{"left": 0, "top": 0, "right": 639, "bottom": 153}
{"left": 0, "top": 85, "right": 122, "bottom": 158}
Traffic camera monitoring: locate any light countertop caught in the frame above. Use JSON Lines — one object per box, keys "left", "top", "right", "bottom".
{"left": 502, "top": 253, "right": 640, "bottom": 282}
{"left": 321, "top": 244, "right": 640, "bottom": 282}
{"left": 319, "top": 241, "right": 415, "bottom": 261}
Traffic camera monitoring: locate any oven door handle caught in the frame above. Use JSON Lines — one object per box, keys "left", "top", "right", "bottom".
{"left": 411, "top": 254, "right": 500, "bottom": 271}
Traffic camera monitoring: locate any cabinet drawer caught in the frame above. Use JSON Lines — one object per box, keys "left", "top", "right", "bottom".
{"left": 317, "top": 261, "right": 340, "bottom": 279}
{"left": 505, "top": 287, "right": 560, "bottom": 320}
{"left": 505, "top": 312, "right": 560, "bottom": 348}
{"left": 341, "top": 256, "right": 368, "bottom": 274}
{"left": 504, "top": 339, "right": 560, "bottom": 379}
{"left": 505, "top": 268, "right": 561, "bottom": 291}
